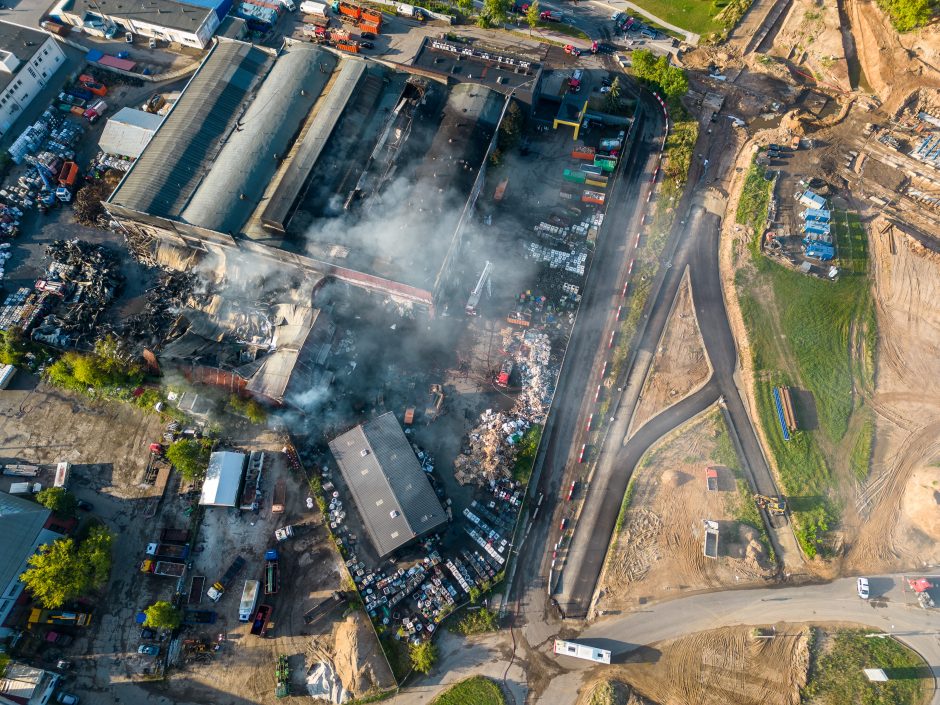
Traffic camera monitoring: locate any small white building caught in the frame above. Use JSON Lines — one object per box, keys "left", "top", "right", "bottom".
{"left": 0, "top": 22, "right": 67, "bottom": 138}
{"left": 0, "top": 661, "right": 59, "bottom": 705}
{"left": 199, "top": 451, "right": 246, "bottom": 507}
{"left": 98, "top": 107, "right": 163, "bottom": 158}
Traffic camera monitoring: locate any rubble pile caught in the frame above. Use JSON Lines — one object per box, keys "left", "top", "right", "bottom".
{"left": 29, "top": 240, "right": 124, "bottom": 348}
{"left": 120, "top": 270, "right": 196, "bottom": 348}
{"left": 454, "top": 409, "right": 520, "bottom": 485}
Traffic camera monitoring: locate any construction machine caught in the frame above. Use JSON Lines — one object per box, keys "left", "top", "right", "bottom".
{"left": 754, "top": 494, "right": 787, "bottom": 515}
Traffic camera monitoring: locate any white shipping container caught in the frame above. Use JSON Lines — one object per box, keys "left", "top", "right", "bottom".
{"left": 300, "top": 1, "right": 327, "bottom": 15}
{"left": 9, "top": 482, "right": 42, "bottom": 495}
{"left": 239, "top": 580, "right": 260, "bottom": 621}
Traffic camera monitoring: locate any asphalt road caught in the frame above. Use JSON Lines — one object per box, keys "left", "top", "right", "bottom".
{"left": 573, "top": 573, "right": 940, "bottom": 705}
{"left": 504, "top": 89, "right": 666, "bottom": 645}
{"left": 551, "top": 115, "right": 799, "bottom": 617}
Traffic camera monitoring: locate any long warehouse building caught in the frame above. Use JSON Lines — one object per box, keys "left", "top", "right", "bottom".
{"left": 105, "top": 38, "right": 514, "bottom": 312}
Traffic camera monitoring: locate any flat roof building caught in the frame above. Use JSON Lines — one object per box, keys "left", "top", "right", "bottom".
{"left": 106, "top": 39, "right": 508, "bottom": 313}
{"left": 0, "top": 21, "right": 67, "bottom": 138}
{"left": 98, "top": 107, "right": 163, "bottom": 159}
{"left": 0, "top": 661, "right": 59, "bottom": 705}
{"left": 329, "top": 412, "right": 446, "bottom": 558}
{"left": 199, "top": 451, "right": 246, "bottom": 507}
{"left": 58, "top": 0, "right": 225, "bottom": 48}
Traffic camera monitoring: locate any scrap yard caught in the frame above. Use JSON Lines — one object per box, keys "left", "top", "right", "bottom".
{"left": 4, "top": 0, "right": 940, "bottom": 703}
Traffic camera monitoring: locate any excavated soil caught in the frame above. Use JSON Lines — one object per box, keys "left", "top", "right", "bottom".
{"left": 844, "top": 227, "right": 940, "bottom": 571}
{"left": 629, "top": 271, "right": 712, "bottom": 437}
{"left": 595, "top": 410, "right": 774, "bottom": 614}
{"left": 605, "top": 625, "right": 810, "bottom": 705}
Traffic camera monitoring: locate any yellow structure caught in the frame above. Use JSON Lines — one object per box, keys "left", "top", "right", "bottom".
{"left": 553, "top": 100, "right": 589, "bottom": 140}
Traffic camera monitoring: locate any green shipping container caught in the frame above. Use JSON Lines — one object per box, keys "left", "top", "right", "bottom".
{"left": 594, "top": 156, "right": 617, "bottom": 173}
{"left": 563, "top": 169, "right": 586, "bottom": 184}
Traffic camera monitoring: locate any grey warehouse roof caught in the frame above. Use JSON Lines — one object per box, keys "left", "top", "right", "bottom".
{"left": 0, "top": 491, "right": 51, "bottom": 598}
{"left": 64, "top": 0, "right": 214, "bottom": 33}
{"left": 0, "top": 21, "right": 55, "bottom": 94}
{"left": 109, "top": 40, "right": 274, "bottom": 220}
{"left": 329, "top": 412, "right": 446, "bottom": 557}
{"left": 98, "top": 107, "right": 163, "bottom": 159}
{"left": 180, "top": 45, "right": 335, "bottom": 235}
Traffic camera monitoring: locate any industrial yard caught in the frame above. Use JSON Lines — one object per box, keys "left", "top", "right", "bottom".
{"left": 3, "top": 0, "right": 940, "bottom": 702}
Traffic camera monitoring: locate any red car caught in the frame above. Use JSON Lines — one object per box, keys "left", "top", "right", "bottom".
{"left": 563, "top": 44, "right": 581, "bottom": 57}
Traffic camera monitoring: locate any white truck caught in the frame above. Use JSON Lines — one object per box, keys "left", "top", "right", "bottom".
{"left": 9, "top": 482, "right": 42, "bottom": 495}
{"left": 239, "top": 580, "right": 260, "bottom": 622}
{"left": 300, "top": 0, "right": 327, "bottom": 14}
{"left": 54, "top": 462, "right": 71, "bottom": 489}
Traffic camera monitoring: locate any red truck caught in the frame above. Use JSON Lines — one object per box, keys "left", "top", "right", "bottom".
{"left": 496, "top": 360, "right": 512, "bottom": 388}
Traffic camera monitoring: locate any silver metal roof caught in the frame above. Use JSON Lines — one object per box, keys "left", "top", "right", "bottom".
{"left": 0, "top": 491, "right": 51, "bottom": 599}
{"left": 329, "top": 413, "right": 446, "bottom": 557}
{"left": 180, "top": 45, "right": 333, "bottom": 235}
{"left": 98, "top": 107, "right": 163, "bottom": 159}
{"left": 108, "top": 40, "right": 274, "bottom": 220}
{"left": 199, "top": 451, "right": 246, "bottom": 507}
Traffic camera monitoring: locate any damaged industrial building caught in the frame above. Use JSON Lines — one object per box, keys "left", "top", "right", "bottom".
{"left": 105, "top": 38, "right": 518, "bottom": 314}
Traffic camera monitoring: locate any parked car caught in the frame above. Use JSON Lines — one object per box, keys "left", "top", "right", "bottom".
{"left": 360, "top": 31, "right": 375, "bottom": 39}
{"left": 857, "top": 577, "right": 870, "bottom": 599}
{"left": 56, "top": 694, "right": 79, "bottom": 705}
{"left": 360, "top": 40, "right": 374, "bottom": 49}
{"left": 76, "top": 499, "right": 94, "bottom": 511}
{"left": 138, "top": 644, "right": 160, "bottom": 656}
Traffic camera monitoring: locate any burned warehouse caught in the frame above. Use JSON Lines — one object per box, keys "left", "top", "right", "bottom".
{"left": 105, "top": 37, "right": 509, "bottom": 313}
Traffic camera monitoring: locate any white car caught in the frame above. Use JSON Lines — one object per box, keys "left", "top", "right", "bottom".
{"left": 857, "top": 577, "right": 870, "bottom": 599}
{"left": 600, "top": 86, "right": 611, "bottom": 94}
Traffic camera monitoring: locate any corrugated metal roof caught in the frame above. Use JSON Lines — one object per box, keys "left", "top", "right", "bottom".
{"left": 0, "top": 491, "right": 51, "bottom": 600}
{"left": 329, "top": 413, "right": 445, "bottom": 557}
{"left": 98, "top": 108, "right": 163, "bottom": 159}
{"left": 180, "top": 45, "right": 330, "bottom": 235}
{"left": 199, "top": 451, "right": 246, "bottom": 507}
{"left": 109, "top": 40, "right": 274, "bottom": 220}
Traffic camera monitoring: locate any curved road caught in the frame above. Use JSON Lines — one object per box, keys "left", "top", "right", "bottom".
{"left": 570, "top": 574, "right": 940, "bottom": 705}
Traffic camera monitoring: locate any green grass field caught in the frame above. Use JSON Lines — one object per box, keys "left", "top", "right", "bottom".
{"left": 624, "top": 0, "right": 722, "bottom": 35}
{"left": 803, "top": 629, "right": 929, "bottom": 705}
{"left": 736, "top": 161, "right": 773, "bottom": 238}
{"left": 431, "top": 677, "right": 506, "bottom": 705}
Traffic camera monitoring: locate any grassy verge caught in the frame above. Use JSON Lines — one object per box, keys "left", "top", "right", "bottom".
{"left": 803, "top": 628, "right": 929, "bottom": 705}
{"left": 452, "top": 606, "right": 499, "bottom": 635}
{"left": 512, "top": 424, "right": 542, "bottom": 483}
{"left": 380, "top": 635, "right": 411, "bottom": 683}
{"left": 620, "top": 0, "right": 754, "bottom": 40}
{"left": 536, "top": 20, "right": 589, "bottom": 39}
{"left": 431, "top": 677, "right": 505, "bottom": 705}
{"left": 613, "top": 476, "right": 637, "bottom": 533}
{"left": 735, "top": 160, "right": 773, "bottom": 240}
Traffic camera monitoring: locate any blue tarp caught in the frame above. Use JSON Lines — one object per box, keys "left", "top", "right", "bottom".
{"left": 86, "top": 49, "right": 104, "bottom": 62}
{"left": 180, "top": 0, "right": 233, "bottom": 20}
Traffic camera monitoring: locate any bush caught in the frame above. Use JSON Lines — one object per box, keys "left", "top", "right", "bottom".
{"left": 409, "top": 641, "right": 438, "bottom": 674}
{"left": 45, "top": 336, "right": 145, "bottom": 393}
{"left": 228, "top": 394, "right": 267, "bottom": 424}
{"left": 512, "top": 423, "right": 542, "bottom": 483}
{"left": 455, "top": 607, "right": 499, "bottom": 635}
{"left": 875, "top": 0, "right": 932, "bottom": 31}
{"left": 165, "top": 438, "right": 213, "bottom": 482}
{"left": 632, "top": 49, "right": 689, "bottom": 104}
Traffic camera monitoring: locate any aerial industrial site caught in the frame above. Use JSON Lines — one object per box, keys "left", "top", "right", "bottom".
{"left": 0, "top": 0, "right": 939, "bottom": 704}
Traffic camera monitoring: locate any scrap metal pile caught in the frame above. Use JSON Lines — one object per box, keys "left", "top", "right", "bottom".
{"left": 454, "top": 328, "right": 556, "bottom": 486}
{"left": 28, "top": 240, "right": 124, "bottom": 349}
{"left": 118, "top": 270, "right": 196, "bottom": 348}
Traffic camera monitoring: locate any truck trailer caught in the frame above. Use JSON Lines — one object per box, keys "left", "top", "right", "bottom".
{"left": 160, "top": 527, "right": 189, "bottom": 544}
{"left": 239, "top": 580, "right": 261, "bottom": 622}
{"left": 208, "top": 556, "right": 246, "bottom": 602}
{"left": 146, "top": 543, "right": 191, "bottom": 560}
{"left": 29, "top": 609, "right": 93, "bottom": 627}
{"left": 141, "top": 560, "right": 186, "bottom": 577}
{"left": 264, "top": 550, "right": 279, "bottom": 595}
{"left": 271, "top": 479, "right": 286, "bottom": 514}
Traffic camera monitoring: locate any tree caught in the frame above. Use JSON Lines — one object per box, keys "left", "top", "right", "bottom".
{"left": 77, "top": 525, "right": 113, "bottom": 588}
{"left": 143, "top": 600, "right": 182, "bottom": 631}
{"left": 165, "top": 438, "right": 212, "bottom": 482}
{"left": 468, "top": 586, "right": 481, "bottom": 604}
{"left": 878, "top": 0, "right": 932, "bottom": 31}
{"left": 0, "top": 327, "right": 27, "bottom": 367}
{"left": 457, "top": 0, "right": 474, "bottom": 16}
{"left": 19, "top": 538, "right": 89, "bottom": 608}
{"left": 409, "top": 641, "right": 438, "bottom": 674}
{"left": 0, "top": 653, "right": 8, "bottom": 678}
{"left": 526, "top": 0, "right": 540, "bottom": 32}
{"left": 35, "top": 487, "right": 78, "bottom": 517}
{"left": 605, "top": 76, "right": 622, "bottom": 113}
{"left": 480, "top": 0, "right": 508, "bottom": 26}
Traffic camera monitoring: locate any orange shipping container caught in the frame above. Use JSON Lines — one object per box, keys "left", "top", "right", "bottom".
{"left": 58, "top": 161, "right": 79, "bottom": 187}
{"left": 571, "top": 146, "right": 595, "bottom": 160}
{"left": 338, "top": 1, "right": 361, "bottom": 17}
{"left": 336, "top": 41, "right": 360, "bottom": 52}
{"left": 359, "top": 20, "right": 381, "bottom": 33}
{"left": 493, "top": 179, "right": 508, "bottom": 201}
